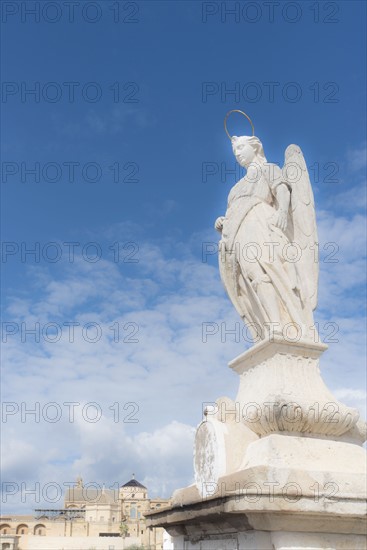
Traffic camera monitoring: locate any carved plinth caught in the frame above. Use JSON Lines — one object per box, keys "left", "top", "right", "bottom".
{"left": 193, "top": 337, "right": 365, "bottom": 494}
{"left": 229, "top": 336, "right": 361, "bottom": 439}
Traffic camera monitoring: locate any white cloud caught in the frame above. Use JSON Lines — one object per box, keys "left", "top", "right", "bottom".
{"left": 1, "top": 239, "right": 241, "bottom": 513}
{"left": 316, "top": 209, "right": 366, "bottom": 316}
{"left": 347, "top": 142, "right": 367, "bottom": 172}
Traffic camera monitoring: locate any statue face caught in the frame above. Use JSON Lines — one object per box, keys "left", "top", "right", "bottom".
{"left": 232, "top": 138, "right": 256, "bottom": 167}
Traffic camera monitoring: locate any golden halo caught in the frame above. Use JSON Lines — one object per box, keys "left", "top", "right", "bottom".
{"left": 224, "top": 110, "right": 255, "bottom": 139}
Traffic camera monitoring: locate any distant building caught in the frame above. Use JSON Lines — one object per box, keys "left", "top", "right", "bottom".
{"left": 0, "top": 476, "right": 170, "bottom": 549}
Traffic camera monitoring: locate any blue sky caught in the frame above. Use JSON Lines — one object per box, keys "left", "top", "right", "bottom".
{"left": 1, "top": 0, "right": 366, "bottom": 512}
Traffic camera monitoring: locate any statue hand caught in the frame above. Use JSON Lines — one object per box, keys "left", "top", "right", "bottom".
{"left": 215, "top": 216, "right": 225, "bottom": 233}
{"left": 273, "top": 209, "right": 288, "bottom": 232}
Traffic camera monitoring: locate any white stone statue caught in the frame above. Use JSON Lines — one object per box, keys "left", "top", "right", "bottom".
{"left": 216, "top": 111, "right": 319, "bottom": 341}
{"left": 147, "top": 112, "right": 367, "bottom": 550}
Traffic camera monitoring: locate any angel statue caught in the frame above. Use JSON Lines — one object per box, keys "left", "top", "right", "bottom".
{"left": 215, "top": 111, "right": 319, "bottom": 342}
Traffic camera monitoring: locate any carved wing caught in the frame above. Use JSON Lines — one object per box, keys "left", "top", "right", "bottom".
{"left": 283, "top": 145, "right": 319, "bottom": 310}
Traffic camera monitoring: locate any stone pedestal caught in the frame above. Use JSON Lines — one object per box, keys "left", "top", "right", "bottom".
{"left": 146, "top": 339, "right": 367, "bottom": 549}
{"left": 228, "top": 337, "right": 361, "bottom": 439}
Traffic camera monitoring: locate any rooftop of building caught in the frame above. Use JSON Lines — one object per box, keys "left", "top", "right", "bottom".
{"left": 64, "top": 475, "right": 147, "bottom": 506}
{"left": 121, "top": 478, "right": 147, "bottom": 490}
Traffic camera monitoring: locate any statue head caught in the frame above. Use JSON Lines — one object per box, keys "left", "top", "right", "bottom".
{"left": 231, "top": 135, "right": 266, "bottom": 168}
